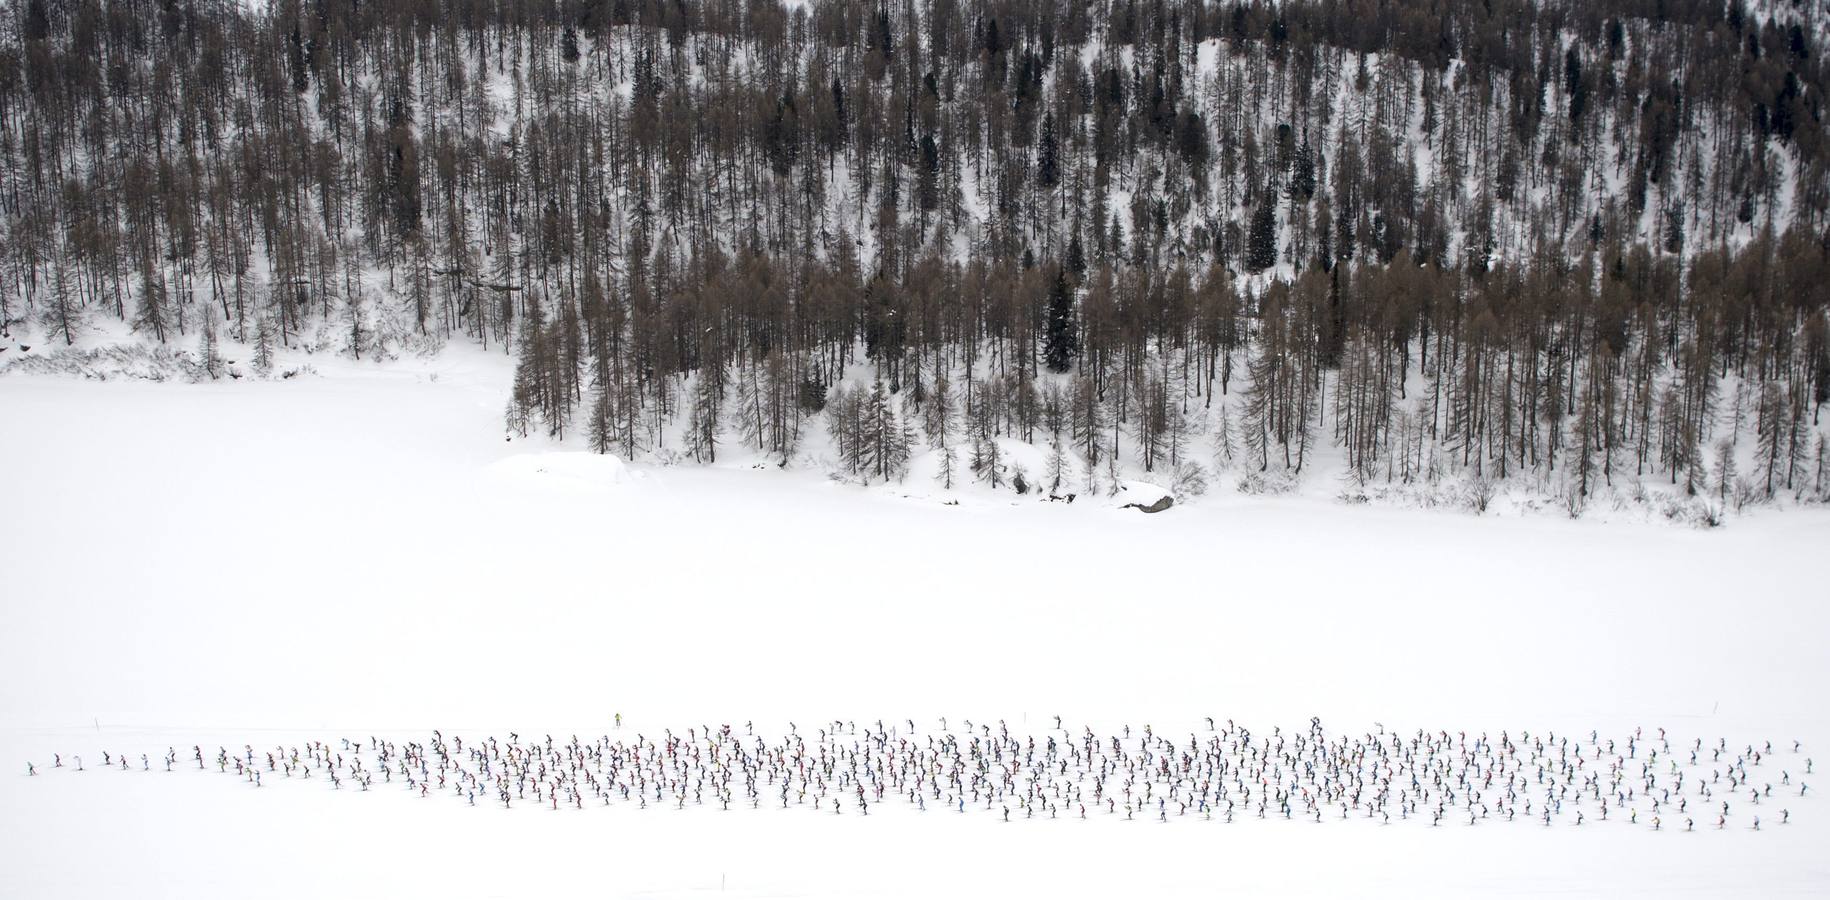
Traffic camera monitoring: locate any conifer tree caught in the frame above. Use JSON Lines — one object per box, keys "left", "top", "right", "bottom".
{"left": 1712, "top": 438, "right": 1737, "bottom": 506}
{"left": 1037, "top": 113, "right": 1060, "bottom": 189}
{"left": 343, "top": 291, "right": 370, "bottom": 360}
{"left": 1757, "top": 381, "right": 1786, "bottom": 497}
{"left": 505, "top": 304, "right": 546, "bottom": 440}
{"left": 588, "top": 385, "right": 615, "bottom": 455}
{"left": 826, "top": 385, "right": 867, "bottom": 476}
{"left": 1247, "top": 198, "right": 1279, "bottom": 272}
{"left": 1070, "top": 375, "right": 1106, "bottom": 469}
{"left": 934, "top": 442, "right": 959, "bottom": 490}
{"left": 1043, "top": 267, "right": 1079, "bottom": 373}
{"left": 132, "top": 263, "right": 168, "bottom": 344}
{"left": 924, "top": 372, "right": 958, "bottom": 450}
{"left": 862, "top": 380, "right": 911, "bottom": 481}
{"left": 1211, "top": 402, "right": 1238, "bottom": 469}
{"left": 687, "top": 364, "right": 725, "bottom": 463}
{"left": 252, "top": 314, "right": 276, "bottom": 376}
{"left": 970, "top": 403, "right": 1003, "bottom": 488}
{"left": 1046, "top": 431, "right": 1071, "bottom": 492}
{"left": 199, "top": 317, "right": 223, "bottom": 379}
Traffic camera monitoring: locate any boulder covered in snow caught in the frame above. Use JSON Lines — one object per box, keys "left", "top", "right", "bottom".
{"left": 1112, "top": 480, "right": 1172, "bottom": 511}
{"left": 1123, "top": 495, "right": 1175, "bottom": 514}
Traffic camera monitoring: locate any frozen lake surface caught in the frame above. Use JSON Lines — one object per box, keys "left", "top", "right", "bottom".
{"left": 3, "top": 361, "right": 1827, "bottom": 898}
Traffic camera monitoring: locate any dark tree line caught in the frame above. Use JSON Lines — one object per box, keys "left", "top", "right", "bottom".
{"left": 2, "top": 0, "right": 1828, "bottom": 506}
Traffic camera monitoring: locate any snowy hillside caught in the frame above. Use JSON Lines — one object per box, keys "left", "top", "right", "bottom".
{"left": 3, "top": 0, "right": 1829, "bottom": 517}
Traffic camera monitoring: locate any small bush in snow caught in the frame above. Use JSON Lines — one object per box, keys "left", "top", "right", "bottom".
{"left": 1466, "top": 476, "right": 1498, "bottom": 514}
{"left": 1692, "top": 500, "right": 1724, "bottom": 529}
{"left": 1236, "top": 470, "right": 1295, "bottom": 495}
{"left": 1561, "top": 485, "right": 1586, "bottom": 519}
{"left": 1732, "top": 477, "right": 1760, "bottom": 513}
{"left": 1172, "top": 462, "right": 1208, "bottom": 499}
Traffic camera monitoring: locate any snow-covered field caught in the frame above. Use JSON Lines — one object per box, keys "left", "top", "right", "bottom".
{"left": 3, "top": 352, "right": 1828, "bottom": 898}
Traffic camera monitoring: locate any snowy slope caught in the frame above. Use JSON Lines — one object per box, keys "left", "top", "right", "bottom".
{"left": 2, "top": 357, "right": 1828, "bottom": 898}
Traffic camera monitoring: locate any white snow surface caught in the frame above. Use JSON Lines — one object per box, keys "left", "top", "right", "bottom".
{"left": 488, "top": 450, "right": 635, "bottom": 493}
{"left": 2, "top": 350, "right": 1828, "bottom": 899}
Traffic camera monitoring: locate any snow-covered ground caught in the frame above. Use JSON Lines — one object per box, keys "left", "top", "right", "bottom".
{"left": 3, "top": 352, "right": 1828, "bottom": 898}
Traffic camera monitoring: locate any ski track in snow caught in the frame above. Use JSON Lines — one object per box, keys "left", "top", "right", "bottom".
{"left": 2, "top": 356, "right": 1828, "bottom": 899}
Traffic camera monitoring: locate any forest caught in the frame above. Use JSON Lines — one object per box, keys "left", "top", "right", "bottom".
{"left": 2, "top": 0, "right": 1828, "bottom": 512}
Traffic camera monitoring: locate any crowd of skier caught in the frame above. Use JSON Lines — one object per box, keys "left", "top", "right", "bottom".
{"left": 26, "top": 717, "right": 1811, "bottom": 830}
